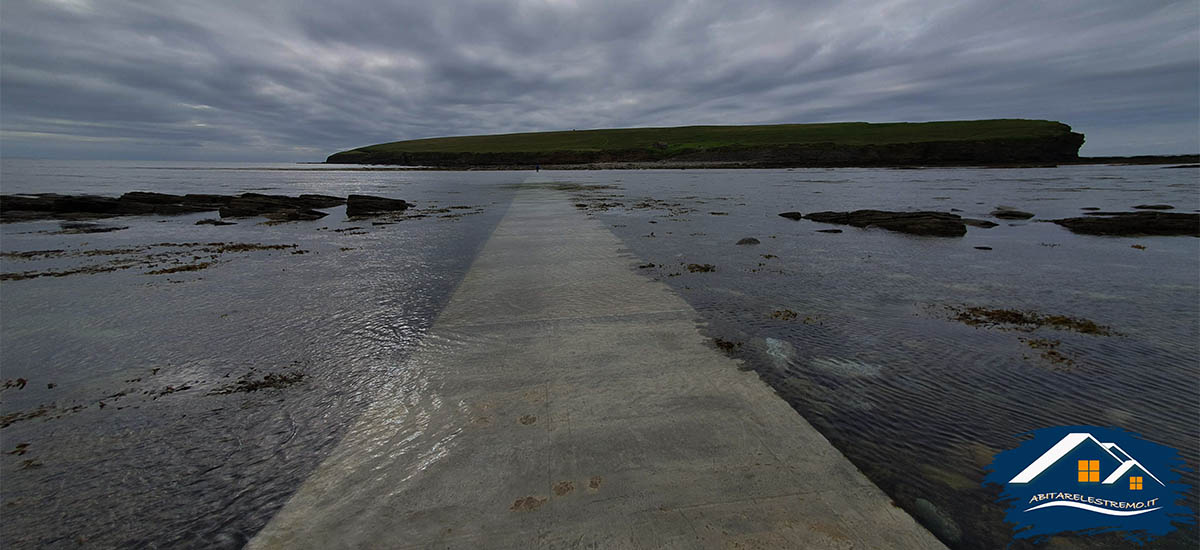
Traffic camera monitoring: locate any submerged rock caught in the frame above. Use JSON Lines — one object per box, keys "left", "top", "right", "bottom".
{"left": 1051, "top": 211, "right": 1199, "bottom": 236}
{"left": 736, "top": 237, "right": 760, "bottom": 245}
{"left": 1133, "top": 204, "right": 1173, "bottom": 210}
{"left": 803, "top": 210, "right": 967, "bottom": 237}
{"left": 912, "top": 499, "right": 962, "bottom": 544}
{"left": 990, "top": 207, "right": 1034, "bottom": 220}
{"left": 346, "top": 194, "right": 411, "bottom": 217}
{"left": 816, "top": 229, "right": 843, "bottom": 233}
{"left": 962, "top": 218, "right": 998, "bottom": 228}
{"left": 777, "top": 211, "right": 804, "bottom": 221}
{"left": 945, "top": 305, "right": 1114, "bottom": 335}
{"left": 195, "top": 218, "right": 236, "bottom": 226}
{"left": 264, "top": 209, "right": 327, "bottom": 221}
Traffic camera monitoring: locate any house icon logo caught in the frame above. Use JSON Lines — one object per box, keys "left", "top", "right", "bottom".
{"left": 1009, "top": 432, "right": 1165, "bottom": 515}
{"left": 984, "top": 426, "right": 1194, "bottom": 545}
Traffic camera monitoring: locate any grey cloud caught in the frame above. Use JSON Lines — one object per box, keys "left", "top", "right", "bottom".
{"left": 1, "top": 0, "right": 1196, "bottom": 160}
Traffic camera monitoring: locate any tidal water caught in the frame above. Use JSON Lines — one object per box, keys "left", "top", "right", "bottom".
{"left": 1, "top": 160, "right": 1196, "bottom": 549}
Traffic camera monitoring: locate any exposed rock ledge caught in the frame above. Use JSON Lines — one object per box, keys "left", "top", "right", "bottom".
{"left": 0, "top": 192, "right": 410, "bottom": 223}
{"left": 781, "top": 210, "right": 969, "bottom": 237}
{"left": 1051, "top": 212, "right": 1199, "bottom": 236}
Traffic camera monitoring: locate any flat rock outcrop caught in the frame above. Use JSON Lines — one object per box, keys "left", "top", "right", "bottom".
{"left": 217, "top": 194, "right": 341, "bottom": 219}
{"left": 962, "top": 218, "right": 999, "bottom": 228}
{"left": 1, "top": 192, "right": 361, "bottom": 223}
{"left": 802, "top": 210, "right": 968, "bottom": 237}
{"left": 346, "top": 195, "right": 411, "bottom": 217}
{"left": 1051, "top": 212, "right": 1199, "bottom": 236}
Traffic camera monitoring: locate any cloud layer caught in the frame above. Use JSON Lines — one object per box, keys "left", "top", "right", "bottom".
{"left": 2, "top": 0, "right": 1196, "bottom": 160}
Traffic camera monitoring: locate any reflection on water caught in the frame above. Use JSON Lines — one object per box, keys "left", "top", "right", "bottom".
{"left": 1, "top": 162, "right": 1197, "bottom": 549}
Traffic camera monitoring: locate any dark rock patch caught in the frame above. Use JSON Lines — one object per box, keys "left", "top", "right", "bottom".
{"left": 263, "top": 209, "right": 327, "bottom": 222}
{"left": 552, "top": 481, "right": 574, "bottom": 496}
{"left": 296, "top": 194, "right": 346, "bottom": 208}
{"left": 803, "top": 210, "right": 967, "bottom": 237}
{"left": 209, "top": 371, "right": 305, "bottom": 394}
{"left": 974, "top": 246, "right": 992, "bottom": 250}
{"left": 945, "top": 305, "right": 1114, "bottom": 335}
{"left": 195, "top": 219, "right": 235, "bottom": 226}
{"left": 990, "top": 207, "right": 1034, "bottom": 220}
{"left": 771, "top": 309, "right": 798, "bottom": 321}
{"left": 509, "top": 496, "right": 546, "bottom": 512}
{"left": 816, "top": 229, "right": 843, "bottom": 233}
{"left": 346, "top": 194, "right": 411, "bottom": 217}
{"left": 1051, "top": 211, "right": 1199, "bottom": 236}
{"left": 736, "top": 237, "right": 760, "bottom": 245}
{"left": 182, "top": 194, "right": 234, "bottom": 208}
{"left": 1021, "top": 338, "right": 1075, "bottom": 369}
{"left": 962, "top": 218, "right": 998, "bottom": 228}
{"left": 1, "top": 192, "right": 348, "bottom": 223}
{"left": 219, "top": 194, "right": 329, "bottom": 220}
{"left": 1133, "top": 204, "right": 1173, "bottom": 210}
{"left": 778, "top": 211, "right": 804, "bottom": 221}
{"left": 712, "top": 338, "right": 742, "bottom": 353}
{"left": 55, "top": 222, "right": 129, "bottom": 234}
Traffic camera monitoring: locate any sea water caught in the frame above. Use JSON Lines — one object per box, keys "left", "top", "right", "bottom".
{"left": 1, "top": 160, "right": 1196, "bottom": 548}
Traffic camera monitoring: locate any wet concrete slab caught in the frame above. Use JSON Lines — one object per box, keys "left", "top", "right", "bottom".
{"left": 248, "top": 184, "right": 947, "bottom": 549}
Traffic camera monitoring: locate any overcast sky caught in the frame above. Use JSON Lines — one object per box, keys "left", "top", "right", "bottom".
{"left": 1, "top": 0, "right": 1196, "bottom": 161}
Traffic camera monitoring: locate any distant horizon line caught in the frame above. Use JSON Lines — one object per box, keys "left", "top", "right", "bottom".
{"left": 4, "top": 152, "right": 1199, "bottom": 163}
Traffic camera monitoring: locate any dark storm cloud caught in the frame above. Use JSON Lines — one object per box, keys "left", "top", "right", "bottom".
{"left": 1, "top": 0, "right": 1196, "bottom": 160}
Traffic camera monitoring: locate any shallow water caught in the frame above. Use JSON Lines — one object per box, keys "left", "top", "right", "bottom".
{"left": 0, "top": 162, "right": 515, "bottom": 547}
{"left": 575, "top": 165, "right": 1200, "bottom": 549}
{"left": 1, "top": 160, "right": 1197, "bottom": 548}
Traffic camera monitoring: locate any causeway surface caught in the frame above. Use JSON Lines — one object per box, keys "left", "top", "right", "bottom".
{"left": 248, "top": 182, "right": 946, "bottom": 549}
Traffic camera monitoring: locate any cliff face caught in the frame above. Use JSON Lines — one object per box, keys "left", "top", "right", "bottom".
{"left": 326, "top": 123, "right": 1085, "bottom": 167}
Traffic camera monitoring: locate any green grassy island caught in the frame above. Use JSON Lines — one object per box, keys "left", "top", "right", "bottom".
{"left": 326, "top": 119, "right": 1085, "bottom": 168}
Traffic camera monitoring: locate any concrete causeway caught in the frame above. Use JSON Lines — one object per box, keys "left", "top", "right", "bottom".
{"left": 248, "top": 184, "right": 946, "bottom": 549}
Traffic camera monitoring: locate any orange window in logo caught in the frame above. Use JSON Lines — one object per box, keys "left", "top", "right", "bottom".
{"left": 1130, "top": 476, "right": 1143, "bottom": 490}
{"left": 1077, "top": 460, "right": 1100, "bottom": 482}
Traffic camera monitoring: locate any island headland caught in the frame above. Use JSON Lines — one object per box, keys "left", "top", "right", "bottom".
{"left": 326, "top": 119, "right": 1087, "bottom": 168}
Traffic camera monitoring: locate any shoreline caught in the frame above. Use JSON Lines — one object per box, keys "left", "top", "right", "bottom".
{"left": 322, "top": 155, "right": 1199, "bottom": 171}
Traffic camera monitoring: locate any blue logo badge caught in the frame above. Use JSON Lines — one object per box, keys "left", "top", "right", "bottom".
{"left": 984, "top": 426, "right": 1194, "bottom": 544}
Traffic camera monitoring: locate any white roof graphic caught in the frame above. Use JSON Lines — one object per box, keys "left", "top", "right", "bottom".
{"left": 1009, "top": 432, "right": 1164, "bottom": 486}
